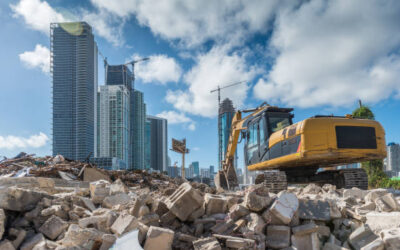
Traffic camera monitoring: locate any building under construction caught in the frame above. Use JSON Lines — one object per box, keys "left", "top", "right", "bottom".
{"left": 218, "top": 98, "right": 237, "bottom": 170}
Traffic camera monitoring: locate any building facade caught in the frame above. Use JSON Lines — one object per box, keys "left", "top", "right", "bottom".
{"left": 218, "top": 98, "right": 237, "bottom": 170}
{"left": 146, "top": 115, "right": 168, "bottom": 172}
{"left": 144, "top": 120, "right": 151, "bottom": 170}
{"left": 132, "top": 91, "right": 146, "bottom": 169}
{"left": 51, "top": 22, "right": 97, "bottom": 161}
{"left": 191, "top": 161, "right": 200, "bottom": 177}
{"left": 98, "top": 85, "right": 130, "bottom": 167}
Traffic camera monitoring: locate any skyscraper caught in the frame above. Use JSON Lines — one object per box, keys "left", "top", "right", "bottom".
{"left": 144, "top": 120, "right": 151, "bottom": 170}
{"left": 218, "top": 98, "right": 236, "bottom": 169}
{"left": 98, "top": 85, "right": 130, "bottom": 167}
{"left": 132, "top": 90, "right": 146, "bottom": 169}
{"left": 146, "top": 115, "right": 168, "bottom": 172}
{"left": 191, "top": 161, "right": 200, "bottom": 177}
{"left": 51, "top": 22, "right": 97, "bottom": 161}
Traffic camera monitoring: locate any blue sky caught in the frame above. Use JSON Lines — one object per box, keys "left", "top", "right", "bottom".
{"left": 1, "top": 0, "right": 400, "bottom": 171}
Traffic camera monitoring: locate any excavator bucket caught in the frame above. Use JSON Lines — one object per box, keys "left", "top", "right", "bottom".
{"left": 214, "top": 170, "right": 229, "bottom": 190}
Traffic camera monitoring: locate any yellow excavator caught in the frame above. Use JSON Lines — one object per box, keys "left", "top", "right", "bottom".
{"left": 215, "top": 103, "right": 387, "bottom": 191}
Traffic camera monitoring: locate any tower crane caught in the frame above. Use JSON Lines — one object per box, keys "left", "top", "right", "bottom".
{"left": 124, "top": 57, "right": 150, "bottom": 81}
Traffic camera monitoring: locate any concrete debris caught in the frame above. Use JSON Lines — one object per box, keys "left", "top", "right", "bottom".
{"left": 0, "top": 154, "right": 400, "bottom": 249}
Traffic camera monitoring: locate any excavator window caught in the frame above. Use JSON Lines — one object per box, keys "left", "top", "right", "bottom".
{"left": 269, "top": 116, "right": 291, "bottom": 133}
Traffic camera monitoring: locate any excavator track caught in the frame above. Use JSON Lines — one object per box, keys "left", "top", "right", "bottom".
{"left": 255, "top": 171, "right": 288, "bottom": 193}
{"left": 334, "top": 168, "right": 369, "bottom": 190}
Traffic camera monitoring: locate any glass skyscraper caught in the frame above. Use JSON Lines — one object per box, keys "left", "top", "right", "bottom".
{"left": 146, "top": 115, "right": 168, "bottom": 172}
{"left": 98, "top": 85, "right": 130, "bottom": 167}
{"left": 144, "top": 120, "right": 151, "bottom": 170}
{"left": 218, "top": 98, "right": 237, "bottom": 170}
{"left": 191, "top": 161, "right": 200, "bottom": 177}
{"left": 51, "top": 22, "right": 98, "bottom": 161}
{"left": 132, "top": 90, "right": 146, "bottom": 169}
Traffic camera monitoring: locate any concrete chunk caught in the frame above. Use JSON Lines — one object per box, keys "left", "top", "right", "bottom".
{"left": 165, "top": 183, "right": 204, "bottom": 221}
{"left": 348, "top": 225, "right": 378, "bottom": 250}
{"left": 366, "top": 212, "right": 400, "bottom": 231}
{"left": 266, "top": 225, "right": 291, "bottom": 249}
{"left": 343, "top": 188, "right": 368, "bottom": 200}
{"left": 38, "top": 215, "right": 68, "bottom": 240}
{"left": 322, "top": 242, "right": 349, "bottom": 250}
{"left": 228, "top": 204, "right": 250, "bottom": 221}
{"left": 375, "top": 193, "right": 399, "bottom": 212}
{"left": 144, "top": 226, "right": 174, "bottom": 250}
{"left": 292, "top": 223, "right": 318, "bottom": 236}
{"left": 292, "top": 232, "right": 320, "bottom": 250}
{"left": 102, "top": 193, "right": 131, "bottom": 208}
{"left": 0, "top": 240, "right": 16, "bottom": 250}
{"left": 111, "top": 212, "right": 138, "bottom": 236}
{"left": 59, "top": 224, "right": 104, "bottom": 247}
{"left": 89, "top": 180, "right": 110, "bottom": 204}
{"left": 193, "top": 237, "right": 221, "bottom": 250}
{"left": 360, "top": 238, "right": 384, "bottom": 250}
{"left": 0, "top": 187, "right": 46, "bottom": 212}
{"left": 246, "top": 213, "right": 266, "bottom": 235}
{"left": 269, "top": 191, "right": 299, "bottom": 224}
{"left": 298, "top": 199, "right": 331, "bottom": 221}
{"left": 20, "top": 233, "right": 45, "bottom": 250}
{"left": 84, "top": 168, "right": 111, "bottom": 182}
{"left": 204, "top": 194, "right": 227, "bottom": 215}
{"left": 380, "top": 228, "right": 400, "bottom": 250}
{"left": 0, "top": 209, "right": 5, "bottom": 239}
{"left": 244, "top": 184, "right": 272, "bottom": 212}
{"left": 109, "top": 179, "right": 128, "bottom": 195}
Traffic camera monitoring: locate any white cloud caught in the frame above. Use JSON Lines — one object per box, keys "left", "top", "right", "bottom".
{"left": 11, "top": 0, "right": 123, "bottom": 46}
{"left": 156, "top": 110, "right": 196, "bottom": 130}
{"left": 134, "top": 55, "right": 182, "bottom": 84}
{"left": 254, "top": 0, "right": 400, "bottom": 108}
{"left": 0, "top": 132, "right": 49, "bottom": 150}
{"left": 19, "top": 44, "right": 50, "bottom": 73}
{"left": 10, "top": 0, "right": 67, "bottom": 35}
{"left": 91, "top": 0, "right": 296, "bottom": 47}
{"left": 166, "top": 46, "right": 259, "bottom": 117}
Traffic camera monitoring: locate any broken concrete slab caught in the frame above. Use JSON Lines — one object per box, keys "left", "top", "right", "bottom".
{"left": 99, "top": 234, "right": 117, "bottom": 250}
{"left": 292, "top": 222, "right": 319, "bottom": 236}
{"left": 360, "top": 238, "right": 384, "bottom": 250}
{"left": 193, "top": 237, "right": 221, "bottom": 250}
{"left": 322, "top": 242, "right": 349, "bottom": 250}
{"left": 380, "top": 228, "right": 400, "bottom": 250}
{"left": 0, "top": 240, "right": 16, "bottom": 250}
{"left": 102, "top": 193, "right": 131, "bottom": 208}
{"left": 165, "top": 182, "right": 204, "bottom": 221}
{"left": 228, "top": 204, "right": 250, "bottom": 221}
{"left": 343, "top": 188, "right": 368, "bottom": 200}
{"left": 0, "top": 187, "right": 47, "bottom": 212}
{"left": 9, "top": 228, "right": 26, "bottom": 249}
{"left": 204, "top": 194, "right": 227, "bottom": 215}
{"left": 84, "top": 167, "right": 111, "bottom": 182}
{"left": 266, "top": 225, "right": 291, "bottom": 249}
{"left": 348, "top": 225, "right": 378, "bottom": 250}
{"left": 89, "top": 180, "right": 110, "bottom": 204}
{"left": 110, "top": 179, "right": 128, "bottom": 195}
{"left": 291, "top": 232, "right": 320, "bottom": 250}
{"left": 365, "top": 212, "right": 400, "bottom": 232}
{"left": 58, "top": 224, "right": 104, "bottom": 247}
{"left": 298, "top": 199, "right": 331, "bottom": 221}
{"left": 269, "top": 191, "right": 299, "bottom": 224}
{"left": 213, "top": 234, "right": 255, "bottom": 249}
{"left": 375, "top": 193, "right": 399, "bottom": 212}
{"left": 246, "top": 213, "right": 266, "bottom": 235}
{"left": 110, "top": 212, "right": 138, "bottom": 236}
{"left": 244, "top": 184, "right": 272, "bottom": 212}
{"left": 20, "top": 233, "right": 45, "bottom": 250}
{"left": 38, "top": 215, "right": 68, "bottom": 240}
{"left": 144, "top": 226, "right": 174, "bottom": 250}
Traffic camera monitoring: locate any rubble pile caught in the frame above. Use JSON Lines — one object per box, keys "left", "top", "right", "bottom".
{"left": 0, "top": 153, "right": 200, "bottom": 193}
{"left": 0, "top": 155, "right": 399, "bottom": 249}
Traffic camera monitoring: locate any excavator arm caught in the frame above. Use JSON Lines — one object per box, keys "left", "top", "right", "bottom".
{"left": 215, "top": 104, "right": 269, "bottom": 190}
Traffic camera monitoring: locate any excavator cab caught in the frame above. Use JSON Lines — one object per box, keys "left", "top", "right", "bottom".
{"left": 244, "top": 108, "right": 294, "bottom": 167}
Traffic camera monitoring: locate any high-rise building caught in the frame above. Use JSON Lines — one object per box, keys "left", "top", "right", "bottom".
{"left": 191, "top": 161, "right": 200, "bottom": 177}
{"left": 209, "top": 165, "right": 215, "bottom": 178}
{"left": 386, "top": 142, "right": 400, "bottom": 176}
{"left": 200, "top": 168, "right": 210, "bottom": 179}
{"left": 132, "top": 91, "right": 146, "bottom": 169}
{"left": 97, "top": 85, "right": 130, "bottom": 167}
{"left": 51, "top": 22, "right": 98, "bottom": 161}
{"left": 218, "top": 98, "right": 237, "bottom": 169}
{"left": 105, "top": 65, "right": 132, "bottom": 89}
{"left": 146, "top": 115, "right": 168, "bottom": 172}
{"left": 144, "top": 120, "right": 151, "bottom": 170}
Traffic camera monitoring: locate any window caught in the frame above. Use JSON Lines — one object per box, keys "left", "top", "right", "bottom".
{"left": 259, "top": 118, "right": 266, "bottom": 142}
{"left": 248, "top": 123, "right": 257, "bottom": 147}
{"left": 269, "top": 117, "right": 290, "bottom": 132}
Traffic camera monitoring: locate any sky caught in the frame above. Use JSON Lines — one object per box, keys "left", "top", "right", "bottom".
{"left": 0, "top": 0, "right": 400, "bottom": 171}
